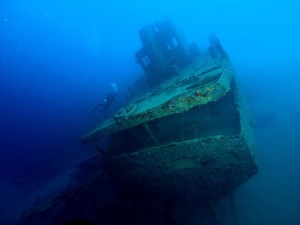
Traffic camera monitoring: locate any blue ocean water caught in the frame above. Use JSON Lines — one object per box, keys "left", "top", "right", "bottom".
{"left": 1, "top": 0, "right": 300, "bottom": 224}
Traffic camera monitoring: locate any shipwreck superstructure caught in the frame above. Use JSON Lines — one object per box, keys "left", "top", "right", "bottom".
{"left": 81, "top": 17, "right": 258, "bottom": 202}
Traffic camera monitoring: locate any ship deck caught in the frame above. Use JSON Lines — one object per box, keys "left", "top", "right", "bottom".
{"left": 81, "top": 52, "right": 234, "bottom": 144}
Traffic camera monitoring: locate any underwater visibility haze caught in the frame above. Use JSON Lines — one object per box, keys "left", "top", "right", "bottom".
{"left": 0, "top": 0, "right": 300, "bottom": 224}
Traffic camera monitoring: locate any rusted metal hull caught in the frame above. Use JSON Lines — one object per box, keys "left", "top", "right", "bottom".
{"left": 101, "top": 70, "right": 258, "bottom": 202}
{"left": 80, "top": 18, "right": 258, "bottom": 202}
{"left": 104, "top": 134, "right": 257, "bottom": 202}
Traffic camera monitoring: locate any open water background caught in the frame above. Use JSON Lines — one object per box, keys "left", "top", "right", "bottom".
{"left": 0, "top": 0, "right": 299, "bottom": 224}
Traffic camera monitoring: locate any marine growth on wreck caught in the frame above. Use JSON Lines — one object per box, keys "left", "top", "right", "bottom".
{"left": 81, "top": 17, "right": 258, "bottom": 202}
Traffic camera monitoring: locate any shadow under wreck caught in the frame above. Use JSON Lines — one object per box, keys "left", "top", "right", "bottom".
{"left": 81, "top": 17, "right": 258, "bottom": 202}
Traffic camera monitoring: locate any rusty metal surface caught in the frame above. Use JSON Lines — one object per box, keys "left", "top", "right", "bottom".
{"left": 104, "top": 134, "right": 257, "bottom": 202}
{"left": 81, "top": 55, "right": 233, "bottom": 144}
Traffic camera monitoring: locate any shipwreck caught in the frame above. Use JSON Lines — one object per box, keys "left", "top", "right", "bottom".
{"left": 81, "top": 17, "right": 258, "bottom": 202}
